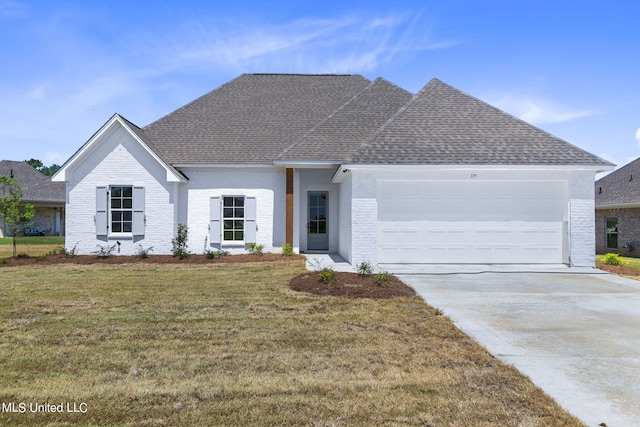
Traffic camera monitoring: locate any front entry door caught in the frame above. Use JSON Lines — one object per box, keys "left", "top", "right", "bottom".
{"left": 307, "top": 191, "right": 328, "bottom": 251}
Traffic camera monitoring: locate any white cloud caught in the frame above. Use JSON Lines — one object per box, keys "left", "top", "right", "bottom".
{"left": 635, "top": 127, "right": 640, "bottom": 144}
{"left": 491, "top": 94, "right": 599, "bottom": 125}
{"left": 157, "top": 12, "right": 456, "bottom": 74}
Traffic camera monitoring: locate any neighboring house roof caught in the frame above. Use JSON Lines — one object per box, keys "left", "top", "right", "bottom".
{"left": 0, "top": 160, "right": 65, "bottom": 204}
{"left": 349, "top": 79, "right": 611, "bottom": 166}
{"left": 595, "top": 157, "right": 640, "bottom": 207}
{"left": 144, "top": 73, "right": 372, "bottom": 164}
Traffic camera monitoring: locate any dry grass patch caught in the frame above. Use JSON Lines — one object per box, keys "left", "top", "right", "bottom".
{"left": 0, "top": 260, "right": 584, "bottom": 426}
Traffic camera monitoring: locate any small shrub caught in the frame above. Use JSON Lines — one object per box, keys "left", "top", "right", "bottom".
{"left": 247, "top": 242, "right": 264, "bottom": 255}
{"left": 63, "top": 242, "right": 78, "bottom": 258}
{"left": 281, "top": 243, "right": 294, "bottom": 256}
{"left": 93, "top": 244, "right": 117, "bottom": 258}
{"left": 318, "top": 267, "right": 337, "bottom": 285}
{"left": 0, "top": 257, "right": 9, "bottom": 265}
{"left": 172, "top": 224, "right": 190, "bottom": 259}
{"left": 15, "top": 253, "right": 30, "bottom": 259}
{"left": 374, "top": 271, "right": 393, "bottom": 287}
{"left": 604, "top": 253, "right": 622, "bottom": 266}
{"left": 137, "top": 245, "right": 154, "bottom": 259}
{"left": 205, "top": 249, "right": 230, "bottom": 259}
{"left": 36, "top": 254, "right": 48, "bottom": 262}
{"left": 355, "top": 259, "right": 373, "bottom": 276}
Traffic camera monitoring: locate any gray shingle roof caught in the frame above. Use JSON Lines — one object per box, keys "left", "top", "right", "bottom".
{"left": 595, "top": 157, "right": 640, "bottom": 206}
{"left": 0, "top": 160, "right": 65, "bottom": 204}
{"left": 143, "top": 74, "right": 372, "bottom": 164}
{"left": 277, "top": 78, "right": 413, "bottom": 162}
{"left": 349, "top": 78, "right": 612, "bottom": 166}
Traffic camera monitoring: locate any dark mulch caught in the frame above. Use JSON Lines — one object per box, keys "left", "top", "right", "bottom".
{"left": 597, "top": 262, "right": 640, "bottom": 278}
{"left": 289, "top": 271, "right": 416, "bottom": 299}
{"left": 0, "top": 253, "right": 306, "bottom": 268}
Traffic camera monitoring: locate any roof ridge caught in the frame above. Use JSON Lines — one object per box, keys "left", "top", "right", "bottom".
{"left": 143, "top": 74, "right": 248, "bottom": 130}
{"left": 274, "top": 77, "right": 377, "bottom": 160}
{"left": 427, "top": 79, "right": 614, "bottom": 166}
{"left": 345, "top": 79, "right": 436, "bottom": 162}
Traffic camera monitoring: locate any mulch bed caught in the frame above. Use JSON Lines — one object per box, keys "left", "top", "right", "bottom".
{"left": 289, "top": 271, "right": 416, "bottom": 299}
{"left": 596, "top": 262, "right": 640, "bottom": 278}
{"left": 0, "top": 253, "right": 306, "bottom": 267}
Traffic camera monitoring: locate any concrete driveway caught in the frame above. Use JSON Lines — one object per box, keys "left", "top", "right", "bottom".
{"left": 393, "top": 266, "right": 640, "bottom": 427}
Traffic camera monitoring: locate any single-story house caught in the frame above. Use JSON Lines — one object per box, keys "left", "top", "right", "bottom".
{"left": 595, "top": 157, "right": 640, "bottom": 256}
{"left": 52, "top": 74, "right": 612, "bottom": 266}
{"left": 0, "top": 160, "right": 65, "bottom": 237}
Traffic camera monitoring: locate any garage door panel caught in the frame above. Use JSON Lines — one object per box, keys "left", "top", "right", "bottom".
{"left": 377, "top": 181, "right": 565, "bottom": 264}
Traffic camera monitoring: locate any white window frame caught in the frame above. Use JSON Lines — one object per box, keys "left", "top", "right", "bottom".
{"left": 110, "top": 185, "right": 134, "bottom": 235}
{"left": 222, "top": 195, "right": 246, "bottom": 244}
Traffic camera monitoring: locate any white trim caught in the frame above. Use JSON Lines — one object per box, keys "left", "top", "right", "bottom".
{"left": 52, "top": 114, "right": 187, "bottom": 183}
{"left": 596, "top": 203, "right": 640, "bottom": 209}
{"left": 174, "top": 163, "right": 275, "bottom": 169}
{"left": 340, "top": 163, "right": 615, "bottom": 172}
{"left": 272, "top": 160, "right": 340, "bottom": 168}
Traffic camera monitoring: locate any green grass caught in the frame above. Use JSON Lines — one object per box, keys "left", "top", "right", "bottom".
{"left": 596, "top": 254, "right": 640, "bottom": 269}
{"left": 0, "top": 236, "right": 64, "bottom": 246}
{"left": 0, "top": 261, "right": 584, "bottom": 426}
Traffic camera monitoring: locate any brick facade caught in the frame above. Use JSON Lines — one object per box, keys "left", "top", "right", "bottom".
{"left": 595, "top": 207, "right": 640, "bottom": 256}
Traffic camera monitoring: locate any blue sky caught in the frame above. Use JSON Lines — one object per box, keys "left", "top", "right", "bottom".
{"left": 1, "top": 0, "right": 638, "bottom": 174}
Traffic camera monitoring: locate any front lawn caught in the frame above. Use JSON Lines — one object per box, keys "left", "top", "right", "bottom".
{"left": 0, "top": 260, "right": 584, "bottom": 426}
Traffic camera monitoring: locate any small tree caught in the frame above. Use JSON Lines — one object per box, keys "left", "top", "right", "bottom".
{"left": 0, "top": 176, "right": 35, "bottom": 257}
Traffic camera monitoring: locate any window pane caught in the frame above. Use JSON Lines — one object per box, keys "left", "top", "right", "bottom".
{"left": 309, "top": 220, "right": 317, "bottom": 234}
{"left": 123, "top": 199, "right": 132, "bottom": 209}
{"left": 223, "top": 197, "right": 233, "bottom": 207}
{"left": 234, "top": 220, "right": 244, "bottom": 230}
{"left": 112, "top": 199, "right": 121, "bottom": 208}
{"left": 234, "top": 208, "right": 244, "bottom": 218}
{"left": 607, "top": 234, "right": 618, "bottom": 249}
{"left": 606, "top": 218, "right": 618, "bottom": 233}
{"left": 112, "top": 223, "right": 122, "bottom": 233}
{"left": 122, "top": 187, "right": 132, "bottom": 197}
{"left": 112, "top": 212, "right": 122, "bottom": 221}
{"left": 224, "top": 231, "right": 233, "bottom": 240}
{"left": 319, "top": 221, "right": 327, "bottom": 234}
{"left": 123, "top": 223, "right": 132, "bottom": 233}
{"left": 235, "top": 231, "right": 244, "bottom": 240}
{"left": 234, "top": 197, "right": 244, "bottom": 207}
{"left": 319, "top": 193, "right": 327, "bottom": 206}
{"left": 123, "top": 211, "right": 132, "bottom": 221}
{"left": 223, "top": 220, "right": 233, "bottom": 230}
{"left": 310, "top": 194, "right": 318, "bottom": 206}
{"left": 112, "top": 187, "right": 122, "bottom": 197}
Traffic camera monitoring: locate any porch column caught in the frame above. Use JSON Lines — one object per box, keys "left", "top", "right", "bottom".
{"left": 286, "top": 168, "right": 294, "bottom": 246}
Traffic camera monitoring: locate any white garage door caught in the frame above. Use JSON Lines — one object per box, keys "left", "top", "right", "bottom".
{"left": 377, "top": 181, "right": 566, "bottom": 264}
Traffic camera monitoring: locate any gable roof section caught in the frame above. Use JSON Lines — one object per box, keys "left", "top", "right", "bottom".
{"left": 0, "top": 160, "right": 64, "bottom": 203}
{"left": 276, "top": 78, "right": 413, "bottom": 162}
{"left": 595, "top": 157, "right": 640, "bottom": 207}
{"left": 349, "top": 78, "right": 613, "bottom": 167}
{"left": 143, "top": 73, "right": 372, "bottom": 165}
{"left": 52, "top": 114, "right": 186, "bottom": 183}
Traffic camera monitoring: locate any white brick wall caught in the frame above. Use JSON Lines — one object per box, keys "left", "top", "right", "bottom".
{"left": 337, "top": 173, "right": 352, "bottom": 262}
{"left": 350, "top": 172, "right": 378, "bottom": 265}
{"left": 181, "top": 168, "right": 286, "bottom": 254}
{"left": 65, "top": 124, "right": 175, "bottom": 255}
{"left": 569, "top": 170, "right": 597, "bottom": 267}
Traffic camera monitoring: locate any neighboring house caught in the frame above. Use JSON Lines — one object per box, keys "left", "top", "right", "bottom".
{"left": 52, "top": 74, "right": 612, "bottom": 266}
{"left": 0, "top": 160, "right": 66, "bottom": 237}
{"left": 595, "top": 157, "right": 640, "bottom": 256}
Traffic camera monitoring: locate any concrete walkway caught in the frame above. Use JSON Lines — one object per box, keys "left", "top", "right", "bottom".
{"left": 395, "top": 267, "right": 640, "bottom": 427}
